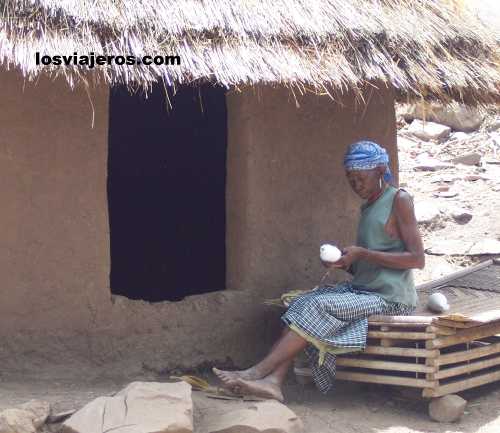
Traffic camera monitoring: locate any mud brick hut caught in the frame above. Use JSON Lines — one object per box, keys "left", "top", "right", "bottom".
{"left": 0, "top": 1, "right": 498, "bottom": 375}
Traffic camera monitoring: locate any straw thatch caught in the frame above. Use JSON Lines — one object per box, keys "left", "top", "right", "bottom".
{"left": 0, "top": 0, "right": 499, "bottom": 105}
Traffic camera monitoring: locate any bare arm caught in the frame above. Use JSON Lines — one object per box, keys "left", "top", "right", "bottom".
{"left": 330, "top": 190, "right": 425, "bottom": 270}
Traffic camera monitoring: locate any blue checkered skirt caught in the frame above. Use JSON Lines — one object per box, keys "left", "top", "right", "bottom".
{"left": 281, "top": 282, "right": 415, "bottom": 393}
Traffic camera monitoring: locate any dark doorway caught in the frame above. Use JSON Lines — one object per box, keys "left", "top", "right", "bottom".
{"left": 107, "top": 83, "right": 227, "bottom": 302}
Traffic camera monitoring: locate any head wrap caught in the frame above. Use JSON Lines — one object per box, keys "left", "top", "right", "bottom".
{"left": 343, "top": 140, "right": 393, "bottom": 182}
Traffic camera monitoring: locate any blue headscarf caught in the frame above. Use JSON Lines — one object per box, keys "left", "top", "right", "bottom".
{"left": 343, "top": 140, "right": 393, "bottom": 183}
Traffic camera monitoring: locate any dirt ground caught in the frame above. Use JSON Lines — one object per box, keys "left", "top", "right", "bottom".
{"left": 1, "top": 370, "right": 500, "bottom": 433}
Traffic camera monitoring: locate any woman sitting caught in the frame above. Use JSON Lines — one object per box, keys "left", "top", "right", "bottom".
{"left": 213, "top": 140, "right": 425, "bottom": 401}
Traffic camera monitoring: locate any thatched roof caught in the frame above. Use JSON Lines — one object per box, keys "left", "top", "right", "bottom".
{"left": 1, "top": 0, "right": 499, "bottom": 105}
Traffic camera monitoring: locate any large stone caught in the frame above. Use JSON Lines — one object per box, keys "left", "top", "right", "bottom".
{"left": 414, "top": 201, "right": 441, "bottom": 224}
{"left": 202, "top": 400, "right": 303, "bottom": 433}
{"left": 408, "top": 119, "right": 451, "bottom": 141}
{"left": 401, "top": 103, "right": 484, "bottom": 132}
{"left": 452, "top": 152, "right": 482, "bottom": 166}
{"left": 0, "top": 409, "right": 37, "bottom": 433}
{"left": 62, "top": 381, "right": 193, "bottom": 433}
{"left": 429, "top": 395, "right": 467, "bottom": 423}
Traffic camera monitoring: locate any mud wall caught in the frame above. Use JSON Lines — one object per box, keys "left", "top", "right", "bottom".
{"left": 226, "top": 85, "right": 397, "bottom": 296}
{"left": 0, "top": 69, "right": 396, "bottom": 375}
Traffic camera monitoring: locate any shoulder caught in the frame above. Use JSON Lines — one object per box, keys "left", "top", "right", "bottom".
{"left": 393, "top": 188, "right": 415, "bottom": 218}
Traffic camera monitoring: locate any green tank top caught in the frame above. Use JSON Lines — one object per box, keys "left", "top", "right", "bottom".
{"left": 350, "top": 185, "right": 417, "bottom": 307}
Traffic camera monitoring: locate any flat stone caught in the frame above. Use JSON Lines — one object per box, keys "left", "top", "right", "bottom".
{"left": 61, "top": 381, "right": 193, "bottom": 433}
{"left": 433, "top": 190, "right": 458, "bottom": 198}
{"left": 429, "top": 395, "right": 467, "bottom": 423}
{"left": 468, "top": 239, "right": 500, "bottom": 255}
{"left": 414, "top": 201, "right": 441, "bottom": 224}
{"left": 463, "top": 174, "right": 482, "bottom": 181}
{"left": 408, "top": 119, "right": 451, "bottom": 141}
{"left": 452, "top": 152, "right": 482, "bottom": 166}
{"left": 0, "top": 409, "right": 37, "bottom": 433}
{"left": 202, "top": 400, "right": 303, "bottom": 433}
{"left": 413, "top": 155, "right": 453, "bottom": 172}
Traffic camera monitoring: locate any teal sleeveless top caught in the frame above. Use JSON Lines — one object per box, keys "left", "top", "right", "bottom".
{"left": 350, "top": 185, "right": 417, "bottom": 307}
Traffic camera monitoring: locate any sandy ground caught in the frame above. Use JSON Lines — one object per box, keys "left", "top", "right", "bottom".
{"left": 1, "top": 370, "right": 500, "bottom": 433}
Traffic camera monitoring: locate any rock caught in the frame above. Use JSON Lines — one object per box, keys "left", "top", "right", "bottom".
{"left": 62, "top": 381, "right": 193, "bottom": 433}
{"left": 414, "top": 201, "right": 441, "bottom": 224}
{"left": 426, "top": 240, "right": 475, "bottom": 256}
{"left": 203, "top": 400, "right": 303, "bottom": 433}
{"left": 19, "top": 400, "right": 51, "bottom": 429}
{"left": 401, "top": 102, "right": 484, "bottom": 132}
{"left": 429, "top": 395, "right": 467, "bottom": 423}
{"left": 450, "top": 208, "right": 473, "bottom": 224}
{"left": 463, "top": 174, "right": 482, "bottom": 181}
{"left": 468, "top": 239, "right": 500, "bottom": 255}
{"left": 436, "top": 185, "right": 449, "bottom": 192}
{"left": 0, "top": 409, "right": 37, "bottom": 433}
{"left": 452, "top": 152, "right": 482, "bottom": 166}
{"left": 408, "top": 119, "right": 451, "bottom": 141}
{"left": 433, "top": 190, "right": 458, "bottom": 198}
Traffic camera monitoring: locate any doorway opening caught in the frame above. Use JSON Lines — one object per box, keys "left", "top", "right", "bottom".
{"left": 107, "top": 83, "right": 227, "bottom": 302}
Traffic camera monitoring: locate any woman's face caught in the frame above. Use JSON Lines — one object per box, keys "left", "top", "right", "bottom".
{"left": 345, "top": 168, "right": 380, "bottom": 199}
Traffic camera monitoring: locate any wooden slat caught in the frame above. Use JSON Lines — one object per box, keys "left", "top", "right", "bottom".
{"left": 369, "top": 331, "right": 435, "bottom": 340}
{"left": 362, "top": 345, "right": 439, "bottom": 358}
{"left": 433, "top": 355, "right": 500, "bottom": 379}
{"left": 426, "top": 325, "right": 456, "bottom": 336}
{"left": 369, "top": 315, "right": 433, "bottom": 325}
{"left": 434, "top": 318, "right": 481, "bottom": 329}
{"left": 336, "top": 371, "right": 436, "bottom": 388}
{"left": 426, "top": 322, "right": 500, "bottom": 349}
{"left": 369, "top": 322, "right": 429, "bottom": 329}
{"left": 438, "top": 342, "right": 500, "bottom": 366}
{"left": 336, "top": 358, "right": 434, "bottom": 373}
{"left": 423, "top": 370, "right": 500, "bottom": 398}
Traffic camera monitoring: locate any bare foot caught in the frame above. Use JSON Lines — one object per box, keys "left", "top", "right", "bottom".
{"left": 212, "top": 367, "right": 260, "bottom": 384}
{"left": 228, "top": 377, "right": 284, "bottom": 402}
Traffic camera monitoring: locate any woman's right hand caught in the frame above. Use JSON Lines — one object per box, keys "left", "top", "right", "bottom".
{"left": 321, "top": 258, "right": 345, "bottom": 269}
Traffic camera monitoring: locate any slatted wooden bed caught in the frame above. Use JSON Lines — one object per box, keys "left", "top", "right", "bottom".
{"left": 294, "top": 260, "right": 500, "bottom": 404}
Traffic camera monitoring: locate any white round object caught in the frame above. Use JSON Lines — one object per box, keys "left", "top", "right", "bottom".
{"left": 427, "top": 292, "right": 450, "bottom": 313}
{"left": 320, "top": 244, "right": 342, "bottom": 263}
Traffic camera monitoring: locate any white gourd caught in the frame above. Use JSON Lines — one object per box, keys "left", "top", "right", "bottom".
{"left": 320, "top": 244, "right": 342, "bottom": 263}
{"left": 427, "top": 292, "right": 450, "bottom": 313}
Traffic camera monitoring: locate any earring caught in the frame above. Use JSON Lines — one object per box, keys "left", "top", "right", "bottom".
{"left": 379, "top": 177, "right": 382, "bottom": 189}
